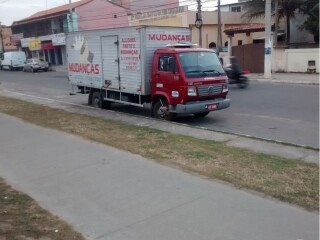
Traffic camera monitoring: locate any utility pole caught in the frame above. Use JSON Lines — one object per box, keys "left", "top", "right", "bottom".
{"left": 196, "top": 0, "right": 202, "bottom": 47}
{"left": 264, "top": 0, "right": 272, "bottom": 78}
{"left": 0, "top": 23, "right": 5, "bottom": 56}
{"left": 69, "top": 0, "right": 74, "bottom": 32}
{"left": 217, "top": 0, "right": 222, "bottom": 55}
{"left": 273, "top": 0, "right": 278, "bottom": 47}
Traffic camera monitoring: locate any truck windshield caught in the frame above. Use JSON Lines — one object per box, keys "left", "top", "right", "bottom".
{"left": 178, "top": 51, "right": 225, "bottom": 78}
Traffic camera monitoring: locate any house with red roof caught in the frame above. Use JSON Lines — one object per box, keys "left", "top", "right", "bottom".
{"left": 10, "top": 0, "right": 179, "bottom": 65}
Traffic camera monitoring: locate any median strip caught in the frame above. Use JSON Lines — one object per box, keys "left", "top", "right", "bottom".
{"left": 0, "top": 95, "right": 318, "bottom": 211}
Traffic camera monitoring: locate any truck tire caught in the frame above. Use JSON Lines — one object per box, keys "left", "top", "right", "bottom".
{"left": 194, "top": 112, "right": 209, "bottom": 118}
{"left": 153, "top": 99, "right": 175, "bottom": 121}
{"left": 92, "top": 91, "right": 102, "bottom": 108}
{"left": 91, "top": 91, "right": 111, "bottom": 109}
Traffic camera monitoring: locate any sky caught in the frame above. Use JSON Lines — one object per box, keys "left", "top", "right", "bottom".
{"left": 0, "top": 0, "right": 237, "bottom": 26}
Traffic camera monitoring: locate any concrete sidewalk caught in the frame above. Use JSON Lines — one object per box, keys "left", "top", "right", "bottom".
{"left": 0, "top": 113, "right": 318, "bottom": 240}
{"left": 248, "top": 72, "right": 319, "bottom": 85}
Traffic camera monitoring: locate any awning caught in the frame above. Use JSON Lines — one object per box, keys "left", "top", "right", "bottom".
{"left": 41, "top": 42, "right": 56, "bottom": 50}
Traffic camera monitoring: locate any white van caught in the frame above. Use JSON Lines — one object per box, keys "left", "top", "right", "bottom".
{"left": 1, "top": 51, "right": 26, "bottom": 71}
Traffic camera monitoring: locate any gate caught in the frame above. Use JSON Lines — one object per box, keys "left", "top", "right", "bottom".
{"left": 232, "top": 43, "right": 264, "bottom": 73}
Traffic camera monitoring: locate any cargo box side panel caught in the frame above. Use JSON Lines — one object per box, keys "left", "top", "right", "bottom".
{"left": 143, "top": 27, "right": 191, "bottom": 94}
{"left": 118, "top": 31, "right": 142, "bottom": 95}
{"left": 101, "top": 35, "right": 120, "bottom": 90}
{"left": 67, "top": 32, "right": 103, "bottom": 89}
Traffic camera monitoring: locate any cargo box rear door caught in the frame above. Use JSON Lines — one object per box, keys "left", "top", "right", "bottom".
{"left": 101, "top": 36, "right": 120, "bottom": 90}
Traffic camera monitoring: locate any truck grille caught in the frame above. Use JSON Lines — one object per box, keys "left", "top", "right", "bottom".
{"left": 197, "top": 84, "right": 223, "bottom": 96}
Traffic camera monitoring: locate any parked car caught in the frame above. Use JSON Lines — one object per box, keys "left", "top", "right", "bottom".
{"left": 1, "top": 51, "right": 26, "bottom": 71}
{"left": 23, "top": 58, "right": 49, "bottom": 72}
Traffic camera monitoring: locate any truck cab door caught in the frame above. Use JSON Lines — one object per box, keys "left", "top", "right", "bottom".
{"left": 154, "top": 55, "right": 180, "bottom": 102}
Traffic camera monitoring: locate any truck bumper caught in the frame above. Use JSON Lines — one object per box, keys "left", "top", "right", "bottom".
{"left": 170, "top": 98, "right": 230, "bottom": 114}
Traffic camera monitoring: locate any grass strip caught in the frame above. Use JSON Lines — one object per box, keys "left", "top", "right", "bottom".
{"left": 0, "top": 177, "right": 85, "bottom": 240}
{"left": 0, "top": 96, "right": 318, "bottom": 211}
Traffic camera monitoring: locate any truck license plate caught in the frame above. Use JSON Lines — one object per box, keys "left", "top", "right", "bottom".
{"left": 207, "top": 103, "right": 218, "bottom": 110}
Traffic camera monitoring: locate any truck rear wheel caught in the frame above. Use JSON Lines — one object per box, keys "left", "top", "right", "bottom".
{"left": 91, "top": 91, "right": 111, "bottom": 109}
{"left": 92, "top": 92, "right": 102, "bottom": 108}
{"left": 153, "top": 99, "right": 175, "bottom": 121}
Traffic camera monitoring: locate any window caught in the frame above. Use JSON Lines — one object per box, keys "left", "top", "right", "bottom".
{"left": 231, "top": 6, "right": 241, "bottom": 12}
{"left": 159, "top": 56, "right": 169, "bottom": 71}
{"left": 158, "top": 55, "right": 177, "bottom": 72}
{"left": 209, "top": 42, "right": 216, "bottom": 49}
{"left": 238, "top": 40, "right": 242, "bottom": 46}
{"left": 178, "top": 51, "right": 225, "bottom": 78}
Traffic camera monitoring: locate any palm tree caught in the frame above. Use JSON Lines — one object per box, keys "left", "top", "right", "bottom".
{"left": 242, "top": 0, "right": 306, "bottom": 45}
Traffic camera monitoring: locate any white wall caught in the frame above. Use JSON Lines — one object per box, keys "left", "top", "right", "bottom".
{"left": 272, "top": 48, "right": 319, "bottom": 73}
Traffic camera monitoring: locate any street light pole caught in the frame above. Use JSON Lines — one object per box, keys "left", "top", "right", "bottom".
{"left": 69, "top": 0, "right": 74, "bottom": 32}
{"left": 273, "top": 0, "right": 278, "bottom": 47}
{"left": 197, "top": 0, "right": 202, "bottom": 47}
{"left": 264, "top": 0, "right": 272, "bottom": 78}
{"left": 217, "top": 0, "right": 222, "bottom": 55}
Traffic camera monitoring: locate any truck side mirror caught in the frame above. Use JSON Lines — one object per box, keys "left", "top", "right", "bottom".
{"left": 168, "top": 57, "right": 176, "bottom": 73}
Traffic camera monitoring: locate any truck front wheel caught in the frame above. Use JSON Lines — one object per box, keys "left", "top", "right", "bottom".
{"left": 153, "top": 99, "right": 175, "bottom": 121}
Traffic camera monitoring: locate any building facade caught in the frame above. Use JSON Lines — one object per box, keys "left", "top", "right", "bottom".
{"left": 0, "top": 26, "right": 18, "bottom": 54}
{"left": 10, "top": 0, "right": 181, "bottom": 65}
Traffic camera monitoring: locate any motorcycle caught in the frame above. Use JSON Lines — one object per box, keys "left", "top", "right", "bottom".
{"left": 223, "top": 57, "right": 249, "bottom": 89}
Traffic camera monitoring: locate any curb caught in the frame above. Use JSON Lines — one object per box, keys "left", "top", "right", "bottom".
{"left": 249, "top": 79, "right": 319, "bottom": 85}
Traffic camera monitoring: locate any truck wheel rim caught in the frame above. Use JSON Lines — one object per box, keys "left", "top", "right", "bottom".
{"left": 93, "top": 98, "right": 99, "bottom": 107}
{"left": 158, "top": 106, "right": 169, "bottom": 119}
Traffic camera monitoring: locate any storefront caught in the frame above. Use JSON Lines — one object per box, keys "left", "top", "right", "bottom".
{"left": 20, "top": 33, "right": 66, "bottom": 65}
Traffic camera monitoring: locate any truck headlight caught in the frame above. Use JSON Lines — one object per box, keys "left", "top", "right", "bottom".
{"left": 222, "top": 84, "right": 228, "bottom": 93}
{"left": 188, "top": 87, "right": 197, "bottom": 96}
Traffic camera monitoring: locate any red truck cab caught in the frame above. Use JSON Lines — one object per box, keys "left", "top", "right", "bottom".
{"left": 151, "top": 46, "right": 230, "bottom": 120}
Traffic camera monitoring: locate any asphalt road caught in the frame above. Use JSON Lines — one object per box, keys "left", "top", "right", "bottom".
{"left": 0, "top": 70, "right": 318, "bottom": 148}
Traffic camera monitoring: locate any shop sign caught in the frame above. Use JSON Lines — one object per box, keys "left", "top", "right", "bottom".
{"left": 11, "top": 33, "right": 24, "bottom": 46}
{"left": 28, "top": 38, "right": 41, "bottom": 51}
{"left": 21, "top": 38, "right": 29, "bottom": 48}
{"left": 129, "top": 6, "right": 187, "bottom": 24}
{"left": 52, "top": 33, "right": 66, "bottom": 46}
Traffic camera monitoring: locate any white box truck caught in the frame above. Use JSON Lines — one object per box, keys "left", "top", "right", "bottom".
{"left": 67, "top": 26, "right": 230, "bottom": 120}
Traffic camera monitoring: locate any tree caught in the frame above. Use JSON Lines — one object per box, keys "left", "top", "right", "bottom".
{"left": 242, "top": 0, "right": 306, "bottom": 45}
{"left": 300, "top": 1, "right": 319, "bottom": 42}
